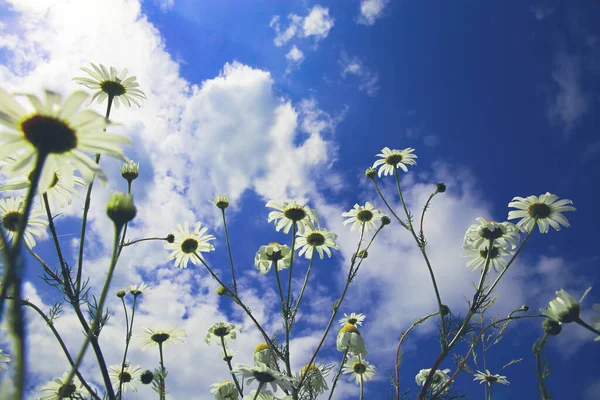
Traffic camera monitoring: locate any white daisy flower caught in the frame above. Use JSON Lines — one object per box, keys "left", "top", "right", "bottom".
{"left": 342, "top": 202, "right": 383, "bottom": 232}
{"left": 300, "top": 364, "right": 329, "bottom": 394}
{"left": 542, "top": 288, "right": 591, "bottom": 324}
{"left": 0, "top": 88, "right": 130, "bottom": 190}
{"left": 295, "top": 227, "right": 339, "bottom": 260}
{"left": 128, "top": 282, "right": 150, "bottom": 296}
{"left": 141, "top": 326, "right": 186, "bottom": 349}
{"left": 415, "top": 368, "right": 451, "bottom": 394}
{"left": 337, "top": 324, "right": 368, "bottom": 356}
{"left": 463, "top": 217, "right": 520, "bottom": 250}
{"left": 165, "top": 221, "right": 216, "bottom": 269}
{"left": 0, "top": 165, "right": 85, "bottom": 209}
{"left": 0, "top": 349, "right": 10, "bottom": 371}
{"left": 73, "top": 62, "right": 146, "bottom": 108}
{"left": 0, "top": 196, "right": 47, "bottom": 249}
{"left": 473, "top": 369, "right": 510, "bottom": 386}
{"left": 233, "top": 362, "right": 295, "bottom": 393}
{"left": 205, "top": 322, "right": 242, "bottom": 346}
{"left": 338, "top": 312, "right": 366, "bottom": 327}
{"left": 266, "top": 200, "right": 319, "bottom": 235}
{"left": 508, "top": 193, "right": 575, "bottom": 234}
{"left": 372, "top": 147, "right": 417, "bottom": 177}
{"left": 211, "top": 194, "right": 230, "bottom": 210}
{"left": 39, "top": 372, "right": 84, "bottom": 400}
{"left": 210, "top": 380, "right": 239, "bottom": 400}
{"left": 254, "top": 343, "right": 275, "bottom": 367}
{"left": 463, "top": 243, "right": 511, "bottom": 273}
{"left": 342, "top": 356, "right": 376, "bottom": 385}
{"left": 254, "top": 242, "right": 292, "bottom": 275}
{"left": 109, "top": 364, "right": 141, "bottom": 394}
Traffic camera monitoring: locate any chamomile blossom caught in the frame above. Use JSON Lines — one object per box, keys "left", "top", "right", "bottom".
{"left": 210, "top": 380, "right": 239, "bottom": 400}
{"left": 415, "top": 368, "right": 451, "bottom": 394}
{"left": 300, "top": 364, "right": 328, "bottom": 394}
{"left": 338, "top": 312, "right": 366, "bottom": 327}
{"left": 342, "top": 202, "right": 383, "bottom": 232}
{"left": 372, "top": 147, "right": 417, "bottom": 176}
{"left": 109, "top": 364, "right": 141, "bottom": 394}
{"left": 211, "top": 194, "right": 230, "bottom": 210}
{"left": 266, "top": 200, "right": 319, "bottom": 235}
{"left": 128, "top": 282, "right": 150, "bottom": 296}
{"left": 73, "top": 63, "right": 146, "bottom": 108}
{"left": 205, "top": 322, "right": 242, "bottom": 346}
{"left": 463, "top": 243, "right": 511, "bottom": 273}
{"left": 0, "top": 196, "right": 47, "bottom": 249}
{"left": 39, "top": 372, "right": 84, "bottom": 400}
{"left": 254, "top": 343, "right": 275, "bottom": 367}
{"left": 295, "top": 227, "right": 339, "bottom": 259}
{"left": 542, "top": 288, "right": 591, "bottom": 324}
{"left": 473, "top": 370, "right": 510, "bottom": 386}
{"left": 337, "top": 324, "right": 368, "bottom": 356}
{"left": 463, "top": 217, "right": 520, "bottom": 250}
{"left": 342, "top": 356, "right": 376, "bottom": 385}
{"left": 165, "top": 221, "right": 215, "bottom": 269}
{"left": 254, "top": 242, "right": 292, "bottom": 274}
{"left": 0, "top": 165, "right": 85, "bottom": 209}
{"left": 141, "top": 326, "right": 186, "bottom": 349}
{"left": 233, "top": 362, "right": 294, "bottom": 393}
{"left": 508, "top": 193, "right": 575, "bottom": 234}
{"left": 0, "top": 88, "right": 130, "bottom": 190}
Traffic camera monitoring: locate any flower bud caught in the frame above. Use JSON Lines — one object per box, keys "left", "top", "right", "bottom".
{"left": 216, "top": 285, "right": 227, "bottom": 296}
{"left": 166, "top": 234, "right": 175, "bottom": 243}
{"left": 441, "top": 304, "right": 450, "bottom": 316}
{"left": 365, "top": 168, "right": 376, "bottom": 179}
{"left": 356, "top": 249, "right": 368, "bottom": 259}
{"left": 381, "top": 215, "right": 391, "bottom": 226}
{"left": 543, "top": 319, "right": 562, "bottom": 336}
{"left": 106, "top": 193, "right": 136, "bottom": 228}
{"left": 116, "top": 290, "right": 126, "bottom": 298}
{"left": 121, "top": 161, "right": 139, "bottom": 182}
{"left": 140, "top": 370, "right": 154, "bottom": 384}
{"left": 436, "top": 182, "right": 446, "bottom": 193}
{"left": 521, "top": 305, "right": 529, "bottom": 312}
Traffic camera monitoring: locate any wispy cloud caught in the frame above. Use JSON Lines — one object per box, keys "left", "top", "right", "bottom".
{"left": 270, "top": 5, "right": 334, "bottom": 47}
{"left": 547, "top": 51, "right": 589, "bottom": 133}
{"left": 357, "top": 0, "right": 390, "bottom": 26}
{"left": 339, "top": 52, "right": 380, "bottom": 96}
{"left": 154, "top": 0, "right": 175, "bottom": 12}
{"left": 531, "top": 4, "right": 555, "bottom": 21}
{"left": 285, "top": 45, "right": 305, "bottom": 74}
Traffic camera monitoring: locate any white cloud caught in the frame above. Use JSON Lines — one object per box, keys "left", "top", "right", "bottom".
{"left": 339, "top": 52, "right": 380, "bottom": 96}
{"left": 531, "top": 4, "right": 555, "bottom": 21}
{"left": 270, "top": 5, "right": 334, "bottom": 47}
{"left": 548, "top": 51, "right": 589, "bottom": 133}
{"left": 285, "top": 45, "right": 305, "bottom": 74}
{"left": 154, "top": 0, "right": 174, "bottom": 12}
{"left": 357, "top": 0, "right": 390, "bottom": 26}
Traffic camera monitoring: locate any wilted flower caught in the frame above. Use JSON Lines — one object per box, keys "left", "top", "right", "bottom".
{"left": 300, "top": 364, "right": 328, "bottom": 394}
{"left": 210, "top": 380, "right": 239, "bottom": 400}
{"left": 337, "top": 324, "right": 368, "bottom": 356}
{"left": 254, "top": 343, "right": 274, "bottom": 367}
{"left": 542, "top": 288, "right": 591, "bottom": 324}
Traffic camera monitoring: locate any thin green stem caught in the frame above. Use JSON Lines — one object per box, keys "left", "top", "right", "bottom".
{"left": 292, "top": 251, "right": 315, "bottom": 319}
{"left": 221, "top": 208, "right": 238, "bottom": 293}
{"left": 575, "top": 317, "right": 600, "bottom": 336}
{"left": 371, "top": 178, "right": 407, "bottom": 229}
{"left": 76, "top": 95, "right": 113, "bottom": 293}
{"left": 158, "top": 342, "right": 166, "bottom": 400}
{"left": 117, "top": 295, "right": 136, "bottom": 400}
{"left": 26, "top": 247, "right": 63, "bottom": 285}
{"left": 358, "top": 354, "right": 364, "bottom": 400}
{"left": 273, "top": 259, "right": 286, "bottom": 311}
{"left": 533, "top": 333, "right": 551, "bottom": 400}
{"left": 253, "top": 382, "right": 264, "bottom": 400}
{"left": 284, "top": 222, "right": 298, "bottom": 380}
{"left": 220, "top": 335, "right": 244, "bottom": 397}
{"left": 66, "top": 224, "right": 122, "bottom": 399}
{"left": 121, "top": 236, "right": 170, "bottom": 247}
{"left": 328, "top": 348, "right": 349, "bottom": 400}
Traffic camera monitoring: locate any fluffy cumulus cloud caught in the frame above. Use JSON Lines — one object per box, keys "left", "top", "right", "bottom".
{"left": 339, "top": 51, "right": 380, "bottom": 96}
{"left": 270, "top": 5, "right": 334, "bottom": 47}
{"left": 547, "top": 51, "right": 589, "bottom": 133}
{"left": 0, "top": 0, "right": 341, "bottom": 398}
{"left": 285, "top": 45, "right": 305, "bottom": 73}
{"left": 357, "top": 0, "right": 390, "bottom": 25}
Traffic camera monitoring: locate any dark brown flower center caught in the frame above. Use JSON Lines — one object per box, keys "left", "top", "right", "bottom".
{"left": 120, "top": 371, "right": 132, "bottom": 383}
{"left": 479, "top": 226, "right": 503, "bottom": 240}
{"left": 252, "top": 371, "right": 276, "bottom": 383}
{"left": 385, "top": 154, "right": 403, "bottom": 165}
{"left": 353, "top": 363, "right": 367, "bottom": 374}
{"left": 58, "top": 383, "right": 77, "bottom": 397}
{"left": 2, "top": 211, "right": 22, "bottom": 232}
{"left": 151, "top": 333, "right": 170, "bottom": 344}
{"left": 348, "top": 318, "right": 358, "bottom": 324}
{"left": 284, "top": 205, "right": 306, "bottom": 222}
{"left": 181, "top": 238, "right": 198, "bottom": 254}
{"left": 20, "top": 115, "right": 77, "bottom": 154}
{"left": 528, "top": 203, "right": 551, "bottom": 219}
{"left": 356, "top": 210, "right": 373, "bottom": 222}
{"left": 101, "top": 80, "right": 126, "bottom": 96}
{"left": 306, "top": 232, "right": 325, "bottom": 246}
{"left": 213, "top": 327, "right": 229, "bottom": 337}
{"left": 479, "top": 246, "right": 499, "bottom": 259}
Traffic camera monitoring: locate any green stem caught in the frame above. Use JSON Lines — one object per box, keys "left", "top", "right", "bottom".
{"left": 221, "top": 208, "right": 238, "bottom": 293}
{"left": 220, "top": 336, "right": 244, "bottom": 397}
{"left": 26, "top": 247, "right": 63, "bottom": 285}
{"left": 75, "top": 95, "right": 113, "bottom": 294}
{"left": 159, "top": 342, "right": 166, "bottom": 400}
{"left": 284, "top": 222, "right": 298, "bottom": 381}
{"left": 117, "top": 295, "right": 136, "bottom": 400}
{"left": 292, "top": 251, "right": 315, "bottom": 318}
{"left": 273, "top": 259, "right": 286, "bottom": 312}
{"left": 253, "top": 382, "right": 264, "bottom": 400}
{"left": 533, "top": 333, "right": 551, "bottom": 400}
{"left": 575, "top": 317, "right": 600, "bottom": 336}
{"left": 121, "top": 236, "right": 169, "bottom": 247}
{"left": 371, "top": 178, "right": 408, "bottom": 229}
{"left": 328, "top": 348, "right": 349, "bottom": 400}
{"left": 65, "top": 224, "right": 122, "bottom": 399}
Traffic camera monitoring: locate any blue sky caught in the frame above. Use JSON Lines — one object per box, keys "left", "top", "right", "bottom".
{"left": 0, "top": 0, "right": 599, "bottom": 399}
